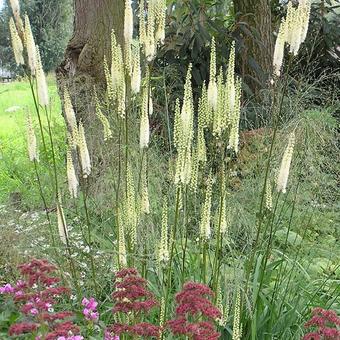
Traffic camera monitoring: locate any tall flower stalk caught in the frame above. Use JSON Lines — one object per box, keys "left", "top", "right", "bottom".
{"left": 9, "top": 17, "right": 24, "bottom": 65}
{"left": 277, "top": 132, "right": 295, "bottom": 193}
{"left": 174, "top": 64, "right": 194, "bottom": 186}
{"left": 158, "top": 197, "right": 169, "bottom": 265}
{"left": 73, "top": 121, "right": 99, "bottom": 297}
{"left": 199, "top": 173, "right": 213, "bottom": 283}
{"left": 246, "top": 0, "right": 311, "bottom": 318}
{"left": 8, "top": 10, "right": 83, "bottom": 293}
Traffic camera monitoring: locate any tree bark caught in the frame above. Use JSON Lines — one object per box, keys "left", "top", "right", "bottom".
{"left": 56, "top": 0, "right": 124, "bottom": 122}
{"left": 56, "top": 0, "right": 124, "bottom": 181}
{"left": 234, "top": 0, "right": 273, "bottom": 97}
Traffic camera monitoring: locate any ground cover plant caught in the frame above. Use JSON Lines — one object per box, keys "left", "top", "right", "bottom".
{"left": 0, "top": 0, "right": 339, "bottom": 339}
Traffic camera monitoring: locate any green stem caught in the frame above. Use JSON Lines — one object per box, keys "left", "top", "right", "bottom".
{"left": 27, "top": 76, "right": 49, "bottom": 157}
{"left": 163, "top": 187, "right": 181, "bottom": 324}
{"left": 79, "top": 175, "right": 99, "bottom": 298}
{"left": 245, "top": 55, "right": 294, "bottom": 289}
{"left": 44, "top": 105, "right": 80, "bottom": 295}
{"left": 33, "top": 160, "right": 57, "bottom": 255}
{"left": 163, "top": 67, "right": 173, "bottom": 157}
{"left": 212, "top": 191, "right": 223, "bottom": 295}
{"left": 181, "top": 187, "right": 188, "bottom": 285}
{"left": 125, "top": 110, "right": 129, "bottom": 198}
{"left": 44, "top": 106, "right": 59, "bottom": 195}
{"left": 270, "top": 183, "right": 300, "bottom": 305}
{"left": 202, "top": 240, "right": 207, "bottom": 284}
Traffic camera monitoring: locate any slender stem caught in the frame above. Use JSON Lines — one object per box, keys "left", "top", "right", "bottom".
{"left": 22, "top": 71, "right": 83, "bottom": 297}
{"left": 212, "top": 190, "right": 223, "bottom": 294}
{"left": 202, "top": 240, "right": 207, "bottom": 284}
{"left": 33, "top": 160, "right": 57, "bottom": 253}
{"left": 277, "top": 221, "right": 309, "bottom": 317}
{"left": 142, "top": 242, "right": 147, "bottom": 280}
{"left": 116, "top": 118, "right": 122, "bottom": 204}
{"left": 125, "top": 110, "right": 129, "bottom": 198}
{"left": 163, "top": 187, "right": 181, "bottom": 324}
{"left": 28, "top": 76, "right": 56, "bottom": 201}
{"left": 181, "top": 187, "right": 188, "bottom": 285}
{"left": 44, "top": 106, "right": 80, "bottom": 294}
{"left": 27, "top": 76, "right": 49, "bottom": 157}
{"left": 270, "top": 183, "right": 301, "bottom": 305}
{"left": 212, "top": 150, "right": 226, "bottom": 294}
{"left": 163, "top": 67, "right": 173, "bottom": 157}
{"left": 137, "top": 148, "right": 146, "bottom": 192}
{"left": 56, "top": 197, "right": 81, "bottom": 296}
{"left": 44, "top": 106, "right": 59, "bottom": 195}
{"left": 79, "top": 175, "right": 99, "bottom": 297}
{"left": 245, "top": 55, "right": 294, "bottom": 287}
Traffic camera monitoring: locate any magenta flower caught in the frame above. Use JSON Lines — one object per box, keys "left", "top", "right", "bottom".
{"left": 16, "top": 280, "right": 27, "bottom": 289}
{"left": 82, "top": 297, "right": 98, "bottom": 310}
{"left": 83, "top": 308, "right": 99, "bottom": 321}
{"left": 15, "top": 290, "right": 24, "bottom": 297}
{"left": 82, "top": 297, "right": 99, "bottom": 321}
{"left": 30, "top": 308, "right": 39, "bottom": 316}
{"left": 0, "top": 283, "right": 15, "bottom": 294}
{"left": 104, "top": 329, "right": 120, "bottom": 340}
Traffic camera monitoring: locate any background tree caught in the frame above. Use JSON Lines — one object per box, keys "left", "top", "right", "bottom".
{"left": 0, "top": 3, "right": 16, "bottom": 74}
{"left": 23, "top": 0, "right": 74, "bottom": 71}
{"left": 0, "top": 0, "right": 73, "bottom": 73}
{"left": 233, "top": 0, "right": 274, "bottom": 96}
{"left": 56, "top": 0, "right": 125, "bottom": 123}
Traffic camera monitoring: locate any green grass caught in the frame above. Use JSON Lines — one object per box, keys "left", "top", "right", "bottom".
{"left": 0, "top": 75, "right": 65, "bottom": 207}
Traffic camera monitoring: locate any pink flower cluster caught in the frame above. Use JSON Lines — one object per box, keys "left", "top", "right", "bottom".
{"left": 104, "top": 329, "right": 120, "bottom": 340}
{"left": 303, "top": 307, "right": 340, "bottom": 340}
{"left": 107, "top": 268, "right": 160, "bottom": 338}
{"left": 0, "top": 283, "right": 15, "bottom": 294}
{"left": 2, "top": 263, "right": 225, "bottom": 340}
{"left": 168, "top": 282, "right": 221, "bottom": 340}
{"left": 82, "top": 297, "right": 99, "bottom": 321}
{"left": 1, "top": 259, "right": 82, "bottom": 340}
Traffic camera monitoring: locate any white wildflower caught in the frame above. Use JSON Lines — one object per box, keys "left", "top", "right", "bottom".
{"left": 57, "top": 201, "right": 68, "bottom": 245}
{"left": 77, "top": 122, "right": 91, "bottom": 178}
{"left": 124, "top": 0, "right": 134, "bottom": 42}
{"left": 66, "top": 148, "right": 78, "bottom": 198}
{"left": 36, "top": 48, "right": 49, "bottom": 106}
{"left": 277, "top": 132, "right": 295, "bottom": 193}
{"left": 9, "top": 17, "right": 24, "bottom": 65}
{"left": 26, "top": 114, "right": 38, "bottom": 162}
{"left": 24, "top": 15, "right": 37, "bottom": 74}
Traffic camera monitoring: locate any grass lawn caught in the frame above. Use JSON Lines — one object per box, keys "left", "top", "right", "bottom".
{"left": 0, "top": 76, "right": 65, "bottom": 207}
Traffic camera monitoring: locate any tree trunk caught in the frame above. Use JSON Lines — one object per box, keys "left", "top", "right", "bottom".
{"left": 234, "top": 0, "right": 273, "bottom": 97}
{"left": 56, "top": 0, "right": 124, "bottom": 181}
{"left": 56, "top": 0, "right": 124, "bottom": 121}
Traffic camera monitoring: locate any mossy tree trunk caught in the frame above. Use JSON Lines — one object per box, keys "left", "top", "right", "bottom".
{"left": 234, "top": 0, "right": 274, "bottom": 97}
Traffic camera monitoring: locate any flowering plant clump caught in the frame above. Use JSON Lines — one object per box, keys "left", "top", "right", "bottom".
{"left": 81, "top": 297, "right": 99, "bottom": 321}
{"left": 0, "top": 259, "right": 82, "bottom": 339}
{"left": 167, "top": 282, "right": 221, "bottom": 339}
{"left": 106, "top": 268, "right": 160, "bottom": 338}
{"left": 303, "top": 307, "right": 340, "bottom": 340}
